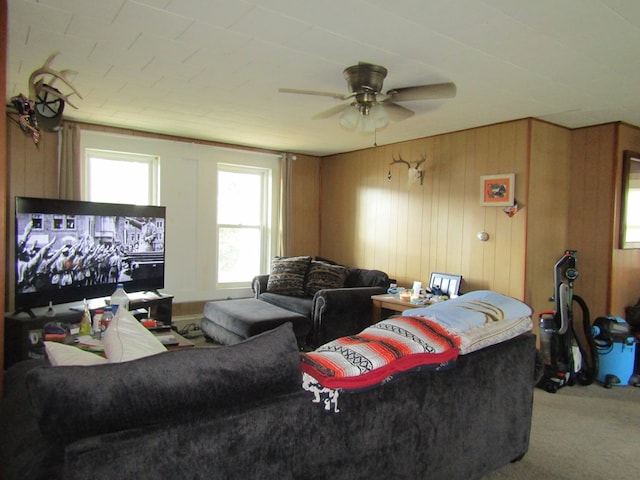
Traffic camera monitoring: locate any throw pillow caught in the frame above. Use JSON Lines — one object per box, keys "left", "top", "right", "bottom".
{"left": 300, "top": 315, "right": 460, "bottom": 390}
{"left": 305, "top": 260, "right": 348, "bottom": 296}
{"left": 103, "top": 307, "right": 166, "bottom": 362}
{"left": 266, "top": 255, "right": 311, "bottom": 297}
{"left": 44, "top": 341, "right": 108, "bottom": 366}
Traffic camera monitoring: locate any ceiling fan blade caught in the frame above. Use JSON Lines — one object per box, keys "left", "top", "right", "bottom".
{"left": 381, "top": 102, "right": 415, "bottom": 121}
{"left": 279, "top": 87, "right": 352, "bottom": 101}
{"left": 313, "top": 103, "right": 351, "bottom": 119}
{"left": 385, "top": 82, "right": 457, "bottom": 102}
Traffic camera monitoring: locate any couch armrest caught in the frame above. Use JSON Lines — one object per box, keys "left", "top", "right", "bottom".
{"left": 311, "top": 286, "right": 386, "bottom": 347}
{"left": 252, "top": 275, "right": 270, "bottom": 298}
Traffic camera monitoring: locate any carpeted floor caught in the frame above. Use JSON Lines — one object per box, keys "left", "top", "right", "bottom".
{"left": 483, "top": 384, "right": 639, "bottom": 479}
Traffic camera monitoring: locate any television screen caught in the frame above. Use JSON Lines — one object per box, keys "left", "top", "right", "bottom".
{"left": 15, "top": 196, "right": 166, "bottom": 311}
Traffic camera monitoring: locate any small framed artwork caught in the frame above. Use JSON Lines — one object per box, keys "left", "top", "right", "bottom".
{"left": 480, "top": 173, "right": 515, "bottom": 206}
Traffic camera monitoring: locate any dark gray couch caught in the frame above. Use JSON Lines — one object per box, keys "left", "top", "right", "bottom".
{"left": 0, "top": 323, "right": 537, "bottom": 480}
{"left": 253, "top": 266, "right": 390, "bottom": 347}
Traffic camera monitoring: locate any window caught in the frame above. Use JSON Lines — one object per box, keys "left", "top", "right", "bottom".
{"left": 216, "top": 165, "right": 271, "bottom": 286}
{"left": 84, "top": 149, "right": 159, "bottom": 205}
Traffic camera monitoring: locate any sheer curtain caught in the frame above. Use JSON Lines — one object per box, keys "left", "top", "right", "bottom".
{"left": 58, "top": 123, "right": 81, "bottom": 200}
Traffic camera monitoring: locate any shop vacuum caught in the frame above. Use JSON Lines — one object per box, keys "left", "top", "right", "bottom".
{"left": 592, "top": 316, "right": 639, "bottom": 388}
{"left": 537, "top": 251, "right": 599, "bottom": 393}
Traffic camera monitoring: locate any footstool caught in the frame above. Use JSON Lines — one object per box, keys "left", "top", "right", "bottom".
{"left": 201, "top": 298, "right": 312, "bottom": 348}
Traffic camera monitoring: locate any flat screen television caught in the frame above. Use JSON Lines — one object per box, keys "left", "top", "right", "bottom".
{"left": 15, "top": 196, "right": 166, "bottom": 312}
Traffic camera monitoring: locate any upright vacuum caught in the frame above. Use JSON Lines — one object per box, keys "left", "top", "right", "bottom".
{"left": 537, "top": 250, "right": 598, "bottom": 393}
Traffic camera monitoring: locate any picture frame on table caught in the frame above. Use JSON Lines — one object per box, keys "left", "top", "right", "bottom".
{"left": 480, "top": 173, "right": 515, "bottom": 207}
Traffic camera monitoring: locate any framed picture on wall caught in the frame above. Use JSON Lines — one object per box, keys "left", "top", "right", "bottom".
{"left": 480, "top": 173, "right": 515, "bottom": 206}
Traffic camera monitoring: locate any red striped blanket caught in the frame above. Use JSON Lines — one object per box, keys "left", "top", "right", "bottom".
{"left": 300, "top": 316, "right": 460, "bottom": 390}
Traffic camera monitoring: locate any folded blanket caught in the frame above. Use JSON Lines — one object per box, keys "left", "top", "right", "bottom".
{"left": 403, "top": 290, "right": 532, "bottom": 332}
{"left": 300, "top": 315, "right": 459, "bottom": 392}
{"left": 456, "top": 315, "right": 533, "bottom": 354}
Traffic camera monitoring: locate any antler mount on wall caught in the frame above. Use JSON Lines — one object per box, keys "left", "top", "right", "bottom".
{"left": 389, "top": 154, "right": 426, "bottom": 186}
{"left": 9, "top": 52, "right": 82, "bottom": 144}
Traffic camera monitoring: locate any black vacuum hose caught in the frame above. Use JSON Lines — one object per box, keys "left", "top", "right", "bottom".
{"left": 572, "top": 294, "right": 598, "bottom": 385}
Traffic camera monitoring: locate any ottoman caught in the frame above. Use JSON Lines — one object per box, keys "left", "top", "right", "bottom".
{"left": 201, "top": 298, "right": 312, "bottom": 348}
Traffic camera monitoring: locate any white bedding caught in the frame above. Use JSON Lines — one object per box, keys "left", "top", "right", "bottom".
{"left": 402, "top": 290, "right": 533, "bottom": 355}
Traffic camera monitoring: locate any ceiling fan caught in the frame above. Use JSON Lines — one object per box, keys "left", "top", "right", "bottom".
{"left": 279, "top": 62, "right": 456, "bottom": 132}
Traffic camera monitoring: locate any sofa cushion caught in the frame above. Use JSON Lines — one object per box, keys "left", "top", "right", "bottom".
{"left": 266, "top": 255, "right": 311, "bottom": 297}
{"left": 44, "top": 341, "right": 108, "bottom": 366}
{"left": 305, "top": 260, "right": 349, "bottom": 296}
{"left": 103, "top": 307, "right": 167, "bottom": 362}
{"left": 258, "top": 292, "right": 313, "bottom": 318}
{"left": 344, "top": 268, "right": 389, "bottom": 288}
{"left": 26, "top": 323, "right": 302, "bottom": 443}
{"left": 300, "top": 316, "right": 459, "bottom": 390}
{"left": 203, "top": 298, "right": 312, "bottom": 340}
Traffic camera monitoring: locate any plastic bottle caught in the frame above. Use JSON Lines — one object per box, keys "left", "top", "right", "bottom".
{"left": 79, "top": 299, "right": 93, "bottom": 336}
{"left": 92, "top": 309, "right": 104, "bottom": 339}
{"left": 110, "top": 283, "right": 130, "bottom": 314}
{"left": 100, "top": 306, "right": 113, "bottom": 339}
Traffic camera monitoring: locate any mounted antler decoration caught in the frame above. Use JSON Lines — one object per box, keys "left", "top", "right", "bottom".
{"left": 10, "top": 52, "right": 82, "bottom": 143}
{"left": 388, "top": 154, "right": 426, "bottom": 186}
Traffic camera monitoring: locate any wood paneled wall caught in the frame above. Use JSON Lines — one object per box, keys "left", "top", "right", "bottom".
{"left": 526, "top": 121, "right": 572, "bottom": 316}
{"left": 611, "top": 123, "right": 640, "bottom": 316}
{"left": 318, "top": 118, "right": 638, "bottom": 322}
{"left": 320, "top": 120, "right": 532, "bottom": 301}
{"left": 289, "top": 154, "right": 321, "bottom": 257}
{"left": 567, "top": 122, "right": 640, "bottom": 319}
{"left": 569, "top": 124, "right": 618, "bottom": 318}
{"left": 5, "top": 122, "right": 59, "bottom": 312}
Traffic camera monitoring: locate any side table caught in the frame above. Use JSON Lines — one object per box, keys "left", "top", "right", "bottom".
{"left": 371, "top": 294, "right": 431, "bottom": 323}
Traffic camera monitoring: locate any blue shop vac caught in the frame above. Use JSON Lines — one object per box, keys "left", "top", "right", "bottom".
{"left": 592, "top": 316, "right": 640, "bottom": 388}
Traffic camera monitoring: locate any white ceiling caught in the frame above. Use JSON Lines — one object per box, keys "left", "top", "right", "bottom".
{"left": 7, "top": 0, "right": 640, "bottom": 156}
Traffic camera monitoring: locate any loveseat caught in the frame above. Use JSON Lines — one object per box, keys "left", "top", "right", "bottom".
{"left": 252, "top": 256, "right": 390, "bottom": 347}
{"left": 0, "top": 320, "right": 537, "bottom": 480}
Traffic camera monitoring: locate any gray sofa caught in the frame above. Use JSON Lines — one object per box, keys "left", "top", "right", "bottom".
{"left": 252, "top": 261, "right": 390, "bottom": 347}
{"left": 0, "top": 323, "right": 537, "bottom": 480}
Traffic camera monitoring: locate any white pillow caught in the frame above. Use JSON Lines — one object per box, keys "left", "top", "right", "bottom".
{"left": 44, "top": 341, "right": 108, "bottom": 366}
{"left": 103, "top": 308, "right": 167, "bottom": 363}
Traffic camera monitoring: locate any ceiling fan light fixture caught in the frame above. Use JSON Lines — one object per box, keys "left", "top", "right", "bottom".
{"left": 360, "top": 114, "right": 376, "bottom": 133}
{"left": 370, "top": 104, "right": 389, "bottom": 129}
{"left": 339, "top": 102, "right": 389, "bottom": 132}
{"left": 339, "top": 105, "right": 360, "bottom": 129}
{"left": 280, "top": 62, "right": 455, "bottom": 134}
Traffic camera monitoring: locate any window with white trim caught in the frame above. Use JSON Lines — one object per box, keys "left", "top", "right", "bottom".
{"left": 84, "top": 149, "right": 159, "bottom": 205}
{"left": 216, "top": 164, "right": 271, "bottom": 286}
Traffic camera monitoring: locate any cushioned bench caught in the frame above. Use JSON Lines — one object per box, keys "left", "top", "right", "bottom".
{"left": 201, "top": 298, "right": 312, "bottom": 348}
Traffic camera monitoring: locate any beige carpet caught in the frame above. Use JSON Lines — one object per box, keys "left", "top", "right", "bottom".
{"left": 484, "top": 384, "right": 640, "bottom": 479}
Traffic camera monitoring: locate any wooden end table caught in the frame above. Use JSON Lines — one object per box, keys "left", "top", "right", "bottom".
{"left": 371, "top": 294, "right": 431, "bottom": 323}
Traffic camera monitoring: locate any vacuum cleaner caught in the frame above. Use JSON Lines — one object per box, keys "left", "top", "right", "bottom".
{"left": 537, "top": 250, "right": 598, "bottom": 393}
{"left": 592, "top": 316, "right": 639, "bottom": 388}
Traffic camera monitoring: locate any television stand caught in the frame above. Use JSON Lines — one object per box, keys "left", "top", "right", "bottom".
{"left": 3, "top": 292, "right": 174, "bottom": 368}
{"left": 128, "top": 292, "right": 173, "bottom": 325}
{"left": 11, "top": 307, "right": 39, "bottom": 319}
